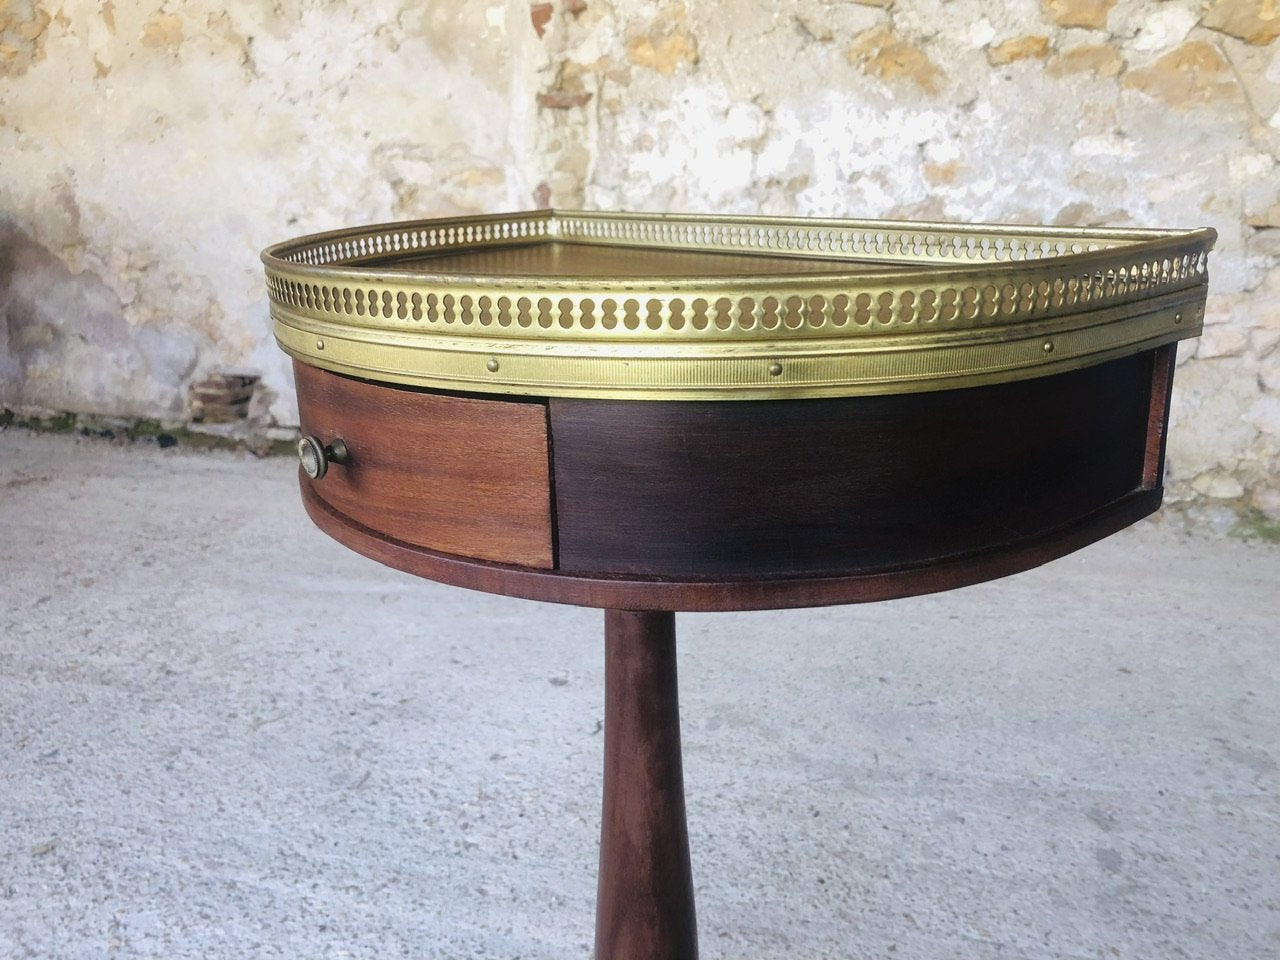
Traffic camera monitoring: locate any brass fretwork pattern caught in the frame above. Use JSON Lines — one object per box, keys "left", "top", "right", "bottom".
{"left": 263, "top": 210, "right": 1214, "bottom": 399}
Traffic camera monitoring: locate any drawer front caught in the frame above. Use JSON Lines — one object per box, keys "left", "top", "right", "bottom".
{"left": 294, "top": 361, "right": 554, "bottom": 568}
{"left": 550, "top": 351, "right": 1154, "bottom": 579}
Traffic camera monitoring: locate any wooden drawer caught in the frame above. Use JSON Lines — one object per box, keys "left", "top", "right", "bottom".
{"left": 293, "top": 361, "right": 554, "bottom": 568}
{"left": 549, "top": 351, "right": 1158, "bottom": 579}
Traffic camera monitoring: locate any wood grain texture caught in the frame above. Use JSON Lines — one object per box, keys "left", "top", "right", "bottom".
{"left": 300, "top": 479, "right": 1163, "bottom": 611}
{"left": 1143, "top": 344, "right": 1178, "bottom": 490}
{"left": 293, "top": 361, "right": 554, "bottom": 568}
{"left": 596, "top": 610, "right": 697, "bottom": 960}
{"left": 550, "top": 353, "right": 1155, "bottom": 579}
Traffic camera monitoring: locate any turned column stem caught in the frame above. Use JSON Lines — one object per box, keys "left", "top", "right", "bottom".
{"left": 595, "top": 609, "right": 698, "bottom": 960}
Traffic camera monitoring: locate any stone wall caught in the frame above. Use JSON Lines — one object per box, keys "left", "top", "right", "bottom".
{"left": 1, "top": 0, "right": 1277, "bottom": 515}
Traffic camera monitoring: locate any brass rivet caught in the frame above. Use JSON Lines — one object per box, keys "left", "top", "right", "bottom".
{"left": 768, "top": 362, "right": 783, "bottom": 377}
{"left": 1042, "top": 340, "right": 1054, "bottom": 353}
{"left": 486, "top": 358, "right": 500, "bottom": 372}
{"left": 1174, "top": 312, "right": 1183, "bottom": 324}
{"left": 316, "top": 338, "right": 325, "bottom": 350}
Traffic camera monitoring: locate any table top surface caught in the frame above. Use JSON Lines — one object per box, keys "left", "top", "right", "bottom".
{"left": 264, "top": 210, "right": 1214, "bottom": 400}
{"left": 392, "top": 241, "right": 899, "bottom": 278}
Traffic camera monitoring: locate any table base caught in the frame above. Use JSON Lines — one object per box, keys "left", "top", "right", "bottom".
{"left": 597, "top": 609, "right": 698, "bottom": 960}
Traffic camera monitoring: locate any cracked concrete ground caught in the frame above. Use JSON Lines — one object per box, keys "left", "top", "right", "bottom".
{"left": 1, "top": 430, "right": 1277, "bottom": 960}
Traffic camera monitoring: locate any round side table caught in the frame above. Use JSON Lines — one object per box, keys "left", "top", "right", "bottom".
{"left": 263, "top": 210, "right": 1213, "bottom": 958}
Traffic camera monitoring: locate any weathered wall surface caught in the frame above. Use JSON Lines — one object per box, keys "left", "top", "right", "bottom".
{"left": 1, "top": 0, "right": 546, "bottom": 421}
{"left": 1, "top": 0, "right": 1278, "bottom": 515}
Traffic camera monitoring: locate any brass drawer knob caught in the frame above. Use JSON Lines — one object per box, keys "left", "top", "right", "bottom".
{"left": 297, "top": 436, "right": 349, "bottom": 480}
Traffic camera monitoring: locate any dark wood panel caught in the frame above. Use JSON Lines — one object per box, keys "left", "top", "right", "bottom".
{"left": 293, "top": 361, "right": 554, "bottom": 568}
{"left": 300, "top": 479, "right": 1163, "bottom": 612}
{"left": 550, "top": 353, "right": 1156, "bottom": 579}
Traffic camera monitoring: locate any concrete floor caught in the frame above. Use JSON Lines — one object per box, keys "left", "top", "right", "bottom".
{"left": 0, "top": 430, "right": 1277, "bottom": 960}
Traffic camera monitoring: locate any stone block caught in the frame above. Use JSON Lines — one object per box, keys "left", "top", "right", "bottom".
{"left": 1046, "top": 43, "right": 1123, "bottom": 77}
{"left": 1123, "top": 41, "right": 1243, "bottom": 109}
{"left": 1042, "top": 0, "right": 1117, "bottom": 30}
{"left": 846, "top": 26, "right": 945, "bottom": 94}
{"left": 1203, "top": 0, "right": 1280, "bottom": 46}
{"left": 988, "top": 35, "right": 1052, "bottom": 66}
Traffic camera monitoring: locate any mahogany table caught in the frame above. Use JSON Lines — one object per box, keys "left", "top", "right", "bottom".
{"left": 263, "top": 210, "right": 1213, "bottom": 958}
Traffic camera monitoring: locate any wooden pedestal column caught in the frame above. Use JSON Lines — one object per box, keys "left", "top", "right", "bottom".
{"left": 596, "top": 610, "right": 698, "bottom": 960}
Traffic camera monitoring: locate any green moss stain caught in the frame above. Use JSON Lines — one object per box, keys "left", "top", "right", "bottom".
{"left": 0, "top": 407, "right": 296, "bottom": 456}
{"left": 15, "top": 410, "right": 79, "bottom": 433}
{"left": 1230, "top": 508, "right": 1280, "bottom": 544}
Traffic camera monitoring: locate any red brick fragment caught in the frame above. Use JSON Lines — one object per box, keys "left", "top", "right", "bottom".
{"left": 531, "top": 2, "right": 553, "bottom": 37}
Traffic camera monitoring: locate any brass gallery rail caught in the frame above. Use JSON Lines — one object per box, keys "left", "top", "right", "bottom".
{"left": 264, "top": 210, "right": 1214, "bottom": 400}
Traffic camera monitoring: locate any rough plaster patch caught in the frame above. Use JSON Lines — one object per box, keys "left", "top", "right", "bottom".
{"left": 969, "top": 19, "right": 998, "bottom": 48}
{"left": 1253, "top": 327, "right": 1280, "bottom": 357}
{"left": 1244, "top": 394, "right": 1280, "bottom": 436}
{"left": 0, "top": 221, "right": 197, "bottom": 417}
{"left": 139, "top": 12, "right": 184, "bottom": 51}
{"left": 1129, "top": 4, "right": 1198, "bottom": 52}
{"left": 0, "top": 0, "right": 51, "bottom": 76}
{"left": 1, "top": 0, "right": 543, "bottom": 426}
{"left": 1193, "top": 469, "right": 1247, "bottom": 498}
{"left": 375, "top": 142, "right": 509, "bottom": 218}
{"left": 1198, "top": 324, "right": 1251, "bottom": 358}
{"left": 1168, "top": 360, "right": 1263, "bottom": 478}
